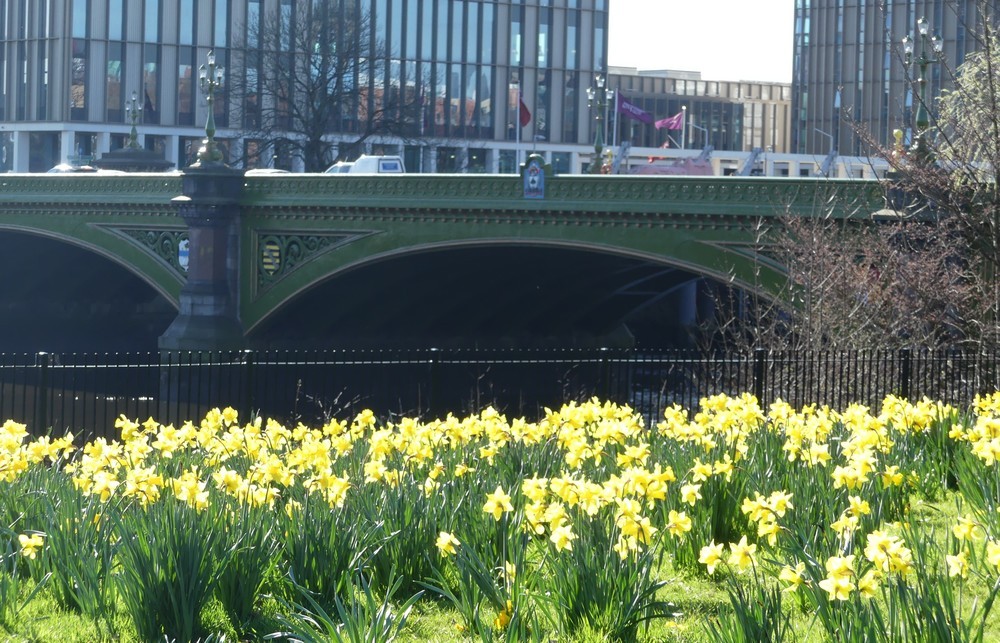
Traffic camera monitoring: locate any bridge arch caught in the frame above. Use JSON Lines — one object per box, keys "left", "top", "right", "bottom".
{"left": 248, "top": 239, "right": 758, "bottom": 347}
{"left": 0, "top": 229, "right": 178, "bottom": 351}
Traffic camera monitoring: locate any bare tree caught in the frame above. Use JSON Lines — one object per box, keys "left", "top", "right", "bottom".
{"left": 879, "top": 0, "right": 1000, "bottom": 342}
{"left": 230, "top": 0, "right": 424, "bottom": 171}
{"left": 702, "top": 192, "right": 981, "bottom": 353}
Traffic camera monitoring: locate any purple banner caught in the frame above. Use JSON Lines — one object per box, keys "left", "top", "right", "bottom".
{"left": 617, "top": 94, "right": 654, "bottom": 125}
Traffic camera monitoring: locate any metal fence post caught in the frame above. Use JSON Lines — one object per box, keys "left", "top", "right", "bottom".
{"left": 599, "top": 347, "right": 611, "bottom": 400}
{"left": 242, "top": 349, "right": 255, "bottom": 420}
{"left": 427, "top": 347, "right": 440, "bottom": 418}
{"left": 899, "top": 348, "right": 912, "bottom": 401}
{"left": 753, "top": 348, "right": 767, "bottom": 406}
{"left": 35, "top": 352, "right": 50, "bottom": 432}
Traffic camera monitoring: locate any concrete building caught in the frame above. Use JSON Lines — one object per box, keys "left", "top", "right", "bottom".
{"left": 0, "top": 0, "right": 801, "bottom": 175}
{"left": 607, "top": 67, "right": 791, "bottom": 155}
{"left": 792, "top": 0, "right": 994, "bottom": 156}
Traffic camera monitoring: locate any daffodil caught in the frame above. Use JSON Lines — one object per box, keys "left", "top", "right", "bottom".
{"left": 690, "top": 458, "right": 713, "bottom": 482}
{"left": 550, "top": 524, "right": 576, "bottom": 552}
{"left": 699, "top": 540, "right": 725, "bottom": 575}
{"left": 779, "top": 562, "right": 806, "bottom": 592}
{"left": 857, "top": 569, "right": 880, "bottom": 598}
{"left": 881, "top": 465, "right": 904, "bottom": 486}
{"left": 987, "top": 540, "right": 1000, "bottom": 571}
{"left": 818, "top": 555, "right": 855, "bottom": 601}
{"left": 728, "top": 536, "right": 756, "bottom": 571}
{"left": 18, "top": 532, "right": 44, "bottom": 559}
{"left": 681, "top": 483, "right": 702, "bottom": 506}
{"left": 952, "top": 516, "right": 980, "bottom": 542}
{"left": 947, "top": 550, "right": 969, "bottom": 579}
{"left": 484, "top": 486, "right": 513, "bottom": 521}
{"left": 493, "top": 600, "right": 513, "bottom": 631}
{"left": 436, "top": 531, "right": 460, "bottom": 557}
{"left": 666, "top": 509, "right": 692, "bottom": 538}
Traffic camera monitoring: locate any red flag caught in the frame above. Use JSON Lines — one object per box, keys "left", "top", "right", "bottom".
{"left": 519, "top": 95, "right": 532, "bottom": 127}
{"left": 655, "top": 112, "right": 684, "bottom": 130}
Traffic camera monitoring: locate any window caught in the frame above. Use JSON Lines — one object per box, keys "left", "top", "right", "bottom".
{"left": 510, "top": 6, "right": 522, "bottom": 67}
{"left": 468, "top": 147, "right": 487, "bottom": 172}
{"left": 435, "top": 0, "right": 448, "bottom": 62}
{"left": 405, "top": 0, "right": 417, "bottom": 59}
{"left": 592, "top": 24, "right": 605, "bottom": 70}
{"left": 143, "top": 44, "right": 160, "bottom": 124}
{"left": 72, "top": 0, "right": 87, "bottom": 38}
{"left": 145, "top": 0, "right": 160, "bottom": 41}
{"left": 177, "top": 46, "right": 194, "bottom": 126}
{"left": 243, "top": 53, "right": 261, "bottom": 128}
{"left": 108, "top": 0, "right": 125, "bottom": 40}
{"left": 106, "top": 42, "right": 124, "bottom": 122}
{"left": 499, "top": 149, "right": 516, "bottom": 174}
{"left": 537, "top": 8, "right": 549, "bottom": 67}
{"left": 552, "top": 152, "right": 570, "bottom": 174}
{"left": 214, "top": 0, "right": 228, "bottom": 48}
{"left": 562, "top": 72, "right": 577, "bottom": 142}
{"left": 450, "top": 1, "right": 463, "bottom": 62}
{"left": 420, "top": 1, "right": 433, "bottom": 60}
{"left": 565, "top": 11, "right": 578, "bottom": 70}
{"left": 71, "top": 39, "right": 87, "bottom": 120}
{"left": 481, "top": 3, "right": 493, "bottom": 64}
{"left": 466, "top": 2, "right": 478, "bottom": 63}
{"left": 179, "top": 0, "right": 194, "bottom": 45}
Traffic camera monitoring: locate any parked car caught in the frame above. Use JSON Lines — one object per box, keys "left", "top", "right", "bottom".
{"left": 324, "top": 155, "right": 405, "bottom": 174}
{"left": 47, "top": 163, "right": 126, "bottom": 175}
{"left": 325, "top": 162, "right": 354, "bottom": 174}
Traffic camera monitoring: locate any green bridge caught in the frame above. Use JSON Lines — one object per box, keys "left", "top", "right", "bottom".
{"left": 0, "top": 170, "right": 885, "bottom": 351}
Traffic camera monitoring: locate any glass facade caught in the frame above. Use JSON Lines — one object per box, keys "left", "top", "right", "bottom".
{"left": 791, "top": 0, "right": 989, "bottom": 155}
{"left": 608, "top": 72, "right": 790, "bottom": 154}
{"left": 0, "top": 0, "right": 612, "bottom": 171}
{"left": 0, "top": 0, "right": 787, "bottom": 172}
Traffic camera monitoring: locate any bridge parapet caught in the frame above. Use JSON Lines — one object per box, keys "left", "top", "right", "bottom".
{"left": 0, "top": 173, "right": 182, "bottom": 205}
{"left": 0, "top": 172, "right": 886, "bottom": 220}
{"left": 241, "top": 174, "right": 886, "bottom": 219}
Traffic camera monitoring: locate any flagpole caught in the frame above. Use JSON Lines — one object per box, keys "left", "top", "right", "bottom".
{"left": 516, "top": 82, "right": 522, "bottom": 169}
{"left": 681, "top": 106, "right": 687, "bottom": 150}
{"left": 611, "top": 90, "right": 618, "bottom": 149}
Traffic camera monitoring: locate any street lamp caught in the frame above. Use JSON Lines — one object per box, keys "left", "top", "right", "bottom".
{"left": 586, "top": 74, "right": 614, "bottom": 174}
{"left": 124, "top": 90, "right": 142, "bottom": 150}
{"left": 195, "top": 50, "right": 225, "bottom": 165}
{"left": 902, "top": 17, "right": 943, "bottom": 164}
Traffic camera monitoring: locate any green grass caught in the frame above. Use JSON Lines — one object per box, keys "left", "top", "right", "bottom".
{"left": 0, "top": 495, "right": 996, "bottom": 642}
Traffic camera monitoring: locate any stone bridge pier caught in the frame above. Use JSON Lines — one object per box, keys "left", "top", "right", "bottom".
{"left": 159, "top": 168, "right": 245, "bottom": 351}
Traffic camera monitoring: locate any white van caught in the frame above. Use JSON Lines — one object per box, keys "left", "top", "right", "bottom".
{"left": 324, "top": 154, "right": 405, "bottom": 174}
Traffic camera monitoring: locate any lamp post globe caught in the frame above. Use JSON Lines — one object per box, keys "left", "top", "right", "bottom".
{"left": 587, "top": 74, "right": 612, "bottom": 174}
{"left": 195, "top": 50, "right": 226, "bottom": 166}
{"left": 903, "top": 17, "right": 943, "bottom": 165}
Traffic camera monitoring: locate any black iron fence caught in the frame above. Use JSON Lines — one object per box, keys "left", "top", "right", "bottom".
{"left": 0, "top": 348, "right": 997, "bottom": 441}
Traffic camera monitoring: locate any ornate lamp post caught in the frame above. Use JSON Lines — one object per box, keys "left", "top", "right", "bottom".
{"left": 902, "top": 17, "right": 943, "bottom": 164}
{"left": 195, "top": 50, "right": 225, "bottom": 165}
{"left": 586, "top": 74, "right": 614, "bottom": 174}
{"left": 124, "top": 91, "right": 142, "bottom": 150}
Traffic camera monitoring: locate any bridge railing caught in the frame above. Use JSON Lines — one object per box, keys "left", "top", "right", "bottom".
{"left": 0, "top": 349, "right": 1000, "bottom": 439}
{"left": 0, "top": 348, "right": 994, "bottom": 442}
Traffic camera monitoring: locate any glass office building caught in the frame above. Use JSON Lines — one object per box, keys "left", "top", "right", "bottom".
{"left": 792, "top": 0, "right": 991, "bottom": 156}
{"left": 0, "top": 0, "right": 612, "bottom": 172}
{"left": 608, "top": 69, "right": 790, "bottom": 155}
